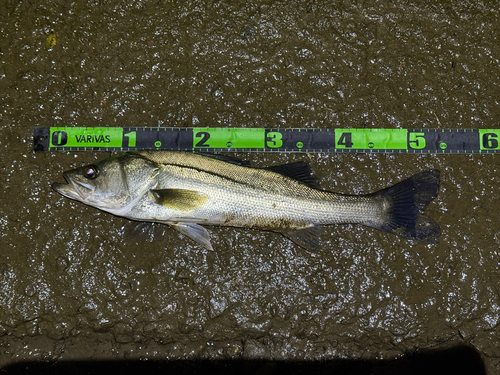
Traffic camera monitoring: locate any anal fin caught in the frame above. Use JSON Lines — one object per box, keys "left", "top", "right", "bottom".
{"left": 281, "top": 226, "right": 323, "bottom": 251}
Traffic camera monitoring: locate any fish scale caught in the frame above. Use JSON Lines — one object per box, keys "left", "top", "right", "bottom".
{"left": 52, "top": 151, "right": 440, "bottom": 250}
{"left": 148, "top": 156, "right": 380, "bottom": 228}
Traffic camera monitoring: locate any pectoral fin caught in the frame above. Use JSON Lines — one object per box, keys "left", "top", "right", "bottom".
{"left": 151, "top": 189, "right": 208, "bottom": 211}
{"left": 169, "top": 222, "right": 213, "bottom": 251}
{"left": 281, "top": 226, "right": 323, "bottom": 251}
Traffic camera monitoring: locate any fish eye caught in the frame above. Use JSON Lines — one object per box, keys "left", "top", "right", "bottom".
{"left": 84, "top": 165, "right": 99, "bottom": 179}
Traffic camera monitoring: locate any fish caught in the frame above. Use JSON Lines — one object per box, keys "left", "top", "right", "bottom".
{"left": 52, "top": 151, "right": 440, "bottom": 250}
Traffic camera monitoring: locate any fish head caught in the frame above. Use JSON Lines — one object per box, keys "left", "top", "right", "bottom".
{"left": 52, "top": 153, "right": 158, "bottom": 212}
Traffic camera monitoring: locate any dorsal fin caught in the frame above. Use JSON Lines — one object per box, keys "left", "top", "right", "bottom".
{"left": 266, "top": 161, "right": 320, "bottom": 189}
{"left": 131, "top": 151, "right": 251, "bottom": 167}
{"left": 194, "top": 152, "right": 251, "bottom": 166}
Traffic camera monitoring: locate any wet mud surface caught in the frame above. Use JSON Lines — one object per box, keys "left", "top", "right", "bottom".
{"left": 1, "top": 0, "right": 499, "bottom": 373}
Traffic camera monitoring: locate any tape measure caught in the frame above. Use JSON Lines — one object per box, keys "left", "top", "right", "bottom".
{"left": 33, "top": 127, "right": 500, "bottom": 153}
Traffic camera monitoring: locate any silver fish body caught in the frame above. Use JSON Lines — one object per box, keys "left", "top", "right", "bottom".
{"left": 52, "top": 151, "right": 440, "bottom": 250}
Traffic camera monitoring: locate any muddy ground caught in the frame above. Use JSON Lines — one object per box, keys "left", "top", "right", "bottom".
{"left": 0, "top": 1, "right": 499, "bottom": 373}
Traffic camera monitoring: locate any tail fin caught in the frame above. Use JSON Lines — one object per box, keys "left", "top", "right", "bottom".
{"left": 373, "top": 170, "right": 440, "bottom": 243}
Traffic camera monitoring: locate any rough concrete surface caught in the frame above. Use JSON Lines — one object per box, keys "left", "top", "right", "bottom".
{"left": 0, "top": 0, "right": 499, "bottom": 373}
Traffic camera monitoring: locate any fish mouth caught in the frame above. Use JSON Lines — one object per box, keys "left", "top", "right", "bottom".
{"left": 52, "top": 172, "right": 95, "bottom": 201}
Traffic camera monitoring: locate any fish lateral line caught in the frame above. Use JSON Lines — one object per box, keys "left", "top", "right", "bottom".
{"left": 52, "top": 151, "right": 441, "bottom": 250}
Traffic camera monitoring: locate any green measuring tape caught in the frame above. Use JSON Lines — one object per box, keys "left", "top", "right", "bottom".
{"left": 33, "top": 127, "right": 500, "bottom": 153}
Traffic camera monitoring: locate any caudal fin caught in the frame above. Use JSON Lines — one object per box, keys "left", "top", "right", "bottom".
{"left": 373, "top": 170, "right": 440, "bottom": 243}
